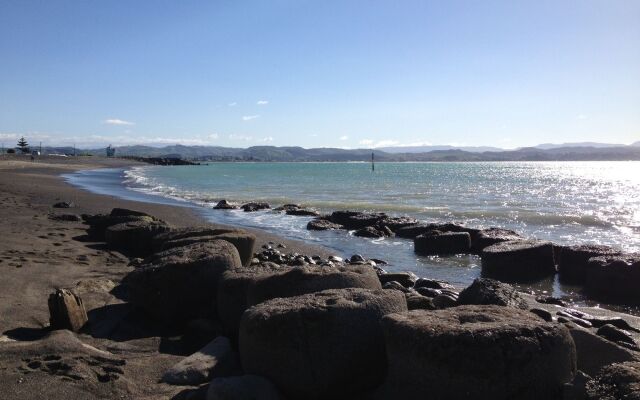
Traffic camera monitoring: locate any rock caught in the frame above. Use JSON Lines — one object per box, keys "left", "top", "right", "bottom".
{"left": 471, "top": 227, "right": 522, "bottom": 252}
{"left": 110, "top": 208, "right": 153, "bottom": 218}
{"left": 207, "top": 375, "right": 283, "bottom": 400}
{"left": 213, "top": 200, "right": 238, "bottom": 210}
{"left": 378, "top": 216, "right": 419, "bottom": 232}
{"left": 378, "top": 272, "right": 418, "bottom": 288}
{"left": 569, "top": 327, "right": 639, "bottom": 376}
{"left": 383, "top": 281, "right": 412, "bottom": 293}
{"left": 405, "top": 293, "right": 435, "bottom": 310}
{"left": 432, "top": 293, "right": 458, "bottom": 309}
{"left": 329, "top": 210, "right": 387, "bottom": 229}
{"left": 415, "top": 286, "right": 442, "bottom": 297}
{"left": 182, "top": 318, "right": 223, "bottom": 353}
{"left": 354, "top": 225, "right": 392, "bottom": 238}
{"left": 457, "top": 278, "right": 528, "bottom": 309}
{"left": 414, "top": 231, "right": 472, "bottom": 255}
{"left": 306, "top": 217, "right": 343, "bottom": 230}
{"left": 246, "top": 264, "right": 382, "bottom": 307}
{"left": 125, "top": 240, "right": 242, "bottom": 324}
{"left": 586, "top": 361, "right": 640, "bottom": 400}
{"left": 239, "top": 288, "right": 407, "bottom": 400}
{"left": 105, "top": 219, "right": 171, "bottom": 257}
{"left": 536, "top": 295, "right": 568, "bottom": 307}
{"left": 154, "top": 228, "right": 256, "bottom": 267}
{"left": 414, "top": 277, "right": 454, "bottom": 290}
{"left": 48, "top": 289, "right": 88, "bottom": 332}
{"left": 586, "top": 316, "right": 640, "bottom": 332}
{"left": 216, "top": 263, "right": 285, "bottom": 338}
{"left": 285, "top": 207, "right": 320, "bottom": 216}
{"left": 395, "top": 223, "right": 437, "bottom": 239}
{"left": 328, "top": 255, "right": 343, "bottom": 263}
{"left": 350, "top": 254, "right": 366, "bottom": 263}
{"left": 240, "top": 202, "right": 270, "bottom": 212}
{"left": 597, "top": 324, "right": 638, "bottom": 347}
{"left": 529, "top": 308, "right": 553, "bottom": 322}
{"left": 49, "top": 213, "right": 82, "bottom": 222}
{"left": 83, "top": 213, "right": 157, "bottom": 240}
{"left": 379, "top": 305, "right": 576, "bottom": 399}
{"left": 563, "top": 371, "right": 591, "bottom": 400}
{"left": 557, "top": 311, "right": 593, "bottom": 328}
{"left": 481, "top": 240, "right": 557, "bottom": 282}
{"left": 53, "top": 201, "right": 74, "bottom": 208}
{"left": 585, "top": 253, "right": 640, "bottom": 305}
{"left": 163, "top": 337, "right": 241, "bottom": 385}
{"left": 559, "top": 244, "right": 621, "bottom": 284}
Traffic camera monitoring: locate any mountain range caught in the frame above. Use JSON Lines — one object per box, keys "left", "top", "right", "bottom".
{"left": 34, "top": 142, "right": 640, "bottom": 162}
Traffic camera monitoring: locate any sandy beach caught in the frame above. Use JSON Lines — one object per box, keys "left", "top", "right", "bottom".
{"left": 0, "top": 155, "right": 332, "bottom": 400}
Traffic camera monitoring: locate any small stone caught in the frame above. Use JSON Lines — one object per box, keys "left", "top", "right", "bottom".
{"left": 48, "top": 288, "right": 88, "bottom": 332}
{"left": 597, "top": 324, "right": 637, "bottom": 347}
{"left": 530, "top": 308, "right": 553, "bottom": 322}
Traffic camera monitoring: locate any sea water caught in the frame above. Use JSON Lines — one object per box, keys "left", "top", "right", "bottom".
{"left": 66, "top": 161, "right": 640, "bottom": 307}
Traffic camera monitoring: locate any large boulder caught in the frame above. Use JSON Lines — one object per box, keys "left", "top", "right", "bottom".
{"left": 163, "top": 336, "right": 241, "bottom": 385}
{"left": 213, "top": 200, "right": 238, "bottom": 210}
{"left": 83, "top": 213, "right": 157, "bottom": 240}
{"left": 586, "top": 361, "right": 640, "bottom": 400}
{"left": 354, "top": 225, "right": 393, "bottom": 238}
{"left": 481, "top": 240, "right": 557, "bottom": 282}
{"left": 207, "top": 375, "right": 283, "bottom": 400}
{"left": 378, "top": 216, "right": 419, "bottom": 232}
{"left": 585, "top": 254, "right": 640, "bottom": 305}
{"left": 125, "top": 240, "right": 242, "bottom": 324}
{"left": 471, "top": 228, "right": 523, "bottom": 252}
{"left": 217, "top": 263, "right": 286, "bottom": 338}
{"left": 558, "top": 244, "right": 621, "bottom": 284}
{"left": 568, "top": 327, "right": 639, "bottom": 376}
{"left": 239, "top": 288, "right": 407, "bottom": 400}
{"left": 395, "top": 223, "right": 437, "bottom": 239}
{"left": 48, "top": 289, "right": 88, "bottom": 332}
{"left": 153, "top": 228, "right": 256, "bottom": 267}
{"left": 379, "top": 305, "right": 576, "bottom": 399}
{"left": 246, "top": 264, "right": 382, "bottom": 307}
{"left": 414, "top": 231, "right": 471, "bottom": 255}
{"left": 241, "top": 202, "right": 270, "bottom": 212}
{"left": 329, "top": 210, "right": 387, "bottom": 229}
{"left": 105, "top": 219, "right": 171, "bottom": 257}
{"left": 457, "top": 278, "right": 528, "bottom": 309}
{"left": 306, "top": 217, "right": 343, "bottom": 231}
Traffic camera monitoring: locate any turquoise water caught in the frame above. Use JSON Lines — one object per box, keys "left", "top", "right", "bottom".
{"left": 68, "top": 161, "right": 640, "bottom": 305}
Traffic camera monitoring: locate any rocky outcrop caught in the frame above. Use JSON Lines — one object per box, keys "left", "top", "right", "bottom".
{"left": 213, "top": 200, "right": 238, "bottom": 210}
{"left": 207, "top": 375, "right": 283, "bottom": 400}
{"left": 378, "top": 216, "right": 419, "bottom": 232}
{"left": 585, "top": 254, "right": 640, "bottom": 305}
{"left": 414, "top": 231, "right": 471, "bottom": 255}
{"left": 354, "top": 225, "right": 393, "bottom": 238}
{"left": 105, "top": 219, "right": 171, "bottom": 257}
{"left": 162, "top": 336, "right": 241, "bottom": 385}
{"left": 241, "top": 202, "right": 270, "bottom": 212}
{"left": 457, "top": 278, "right": 529, "bottom": 309}
{"left": 125, "top": 240, "right": 242, "bottom": 324}
{"left": 246, "top": 264, "right": 382, "bottom": 307}
{"left": 329, "top": 210, "right": 387, "bottom": 230}
{"left": 586, "top": 361, "right": 640, "bottom": 400}
{"left": 379, "top": 305, "right": 576, "bottom": 399}
{"left": 568, "top": 327, "right": 639, "bottom": 376}
{"left": 481, "top": 240, "right": 557, "bottom": 282}
{"left": 239, "top": 288, "right": 407, "bottom": 400}
{"left": 306, "top": 217, "right": 343, "bottom": 231}
{"left": 48, "top": 289, "right": 88, "bottom": 332}
{"left": 558, "top": 244, "right": 621, "bottom": 284}
{"left": 471, "top": 228, "right": 523, "bottom": 252}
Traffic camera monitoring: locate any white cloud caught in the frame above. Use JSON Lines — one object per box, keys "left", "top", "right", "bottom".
{"left": 208, "top": 133, "right": 219, "bottom": 139}
{"left": 103, "top": 118, "right": 135, "bottom": 126}
{"left": 257, "top": 100, "right": 269, "bottom": 105}
{"left": 229, "top": 134, "right": 253, "bottom": 141}
{"left": 242, "top": 115, "right": 260, "bottom": 121}
{"left": 359, "top": 139, "right": 374, "bottom": 146}
{"left": 228, "top": 102, "right": 237, "bottom": 107}
{"left": 261, "top": 136, "right": 274, "bottom": 142}
{"left": 339, "top": 135, "right": 349, "bottom": 141}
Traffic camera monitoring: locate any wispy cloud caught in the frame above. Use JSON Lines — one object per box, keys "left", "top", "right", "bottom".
{"left": 229, "top": 134, "right": 254, "bottom": 141}
{"left": 358, "top": 139, "right": 374, "bottom": 146}
{"left": 339, "top": 135, "right": 349, "bottom": 141}
{"left": 261, "top": 136, "right": 274, "bottom": 142}
{"left": 208, "top": 133, "right": 219, "bottom": 139}
{"left": 242, "top": 115, "right": 260, "bottom": 121}
{"left": 103, "top": 118, "right": 135, "bottom": 126}
{"left": 228, "top": 102, "right": 237, "bottom": 107}
{"left": 256, "top": 100, "right": 269, "bottom": 105}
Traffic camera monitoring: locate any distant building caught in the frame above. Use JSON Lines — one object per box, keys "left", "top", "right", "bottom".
{"left": 106, "top": 145, "right": 116, "bottom": 157}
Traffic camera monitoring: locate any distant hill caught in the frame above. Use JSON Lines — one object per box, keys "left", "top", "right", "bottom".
{"left": 75, "top": 143, "right": 640, "bottom": 162}
{"left": 379, "top": 145, "right": 503, "bottom": 153}
{"left": 532, "top": 142, "right": 627, "bottom": 150}
{"left": 631, "top": 141, "right": 640, "bottom": 147}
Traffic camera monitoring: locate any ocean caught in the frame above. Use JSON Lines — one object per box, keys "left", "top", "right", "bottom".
{"left": 66, "top": 161, "right": 640, "bottom": 306}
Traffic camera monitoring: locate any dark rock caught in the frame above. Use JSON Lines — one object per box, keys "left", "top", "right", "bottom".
{"left": 239, "top": 288, "right": 407, "bottom": 400}
{"left": 395, "top": 223, "right": 437, "bottom": 239}
{"left": 559, "top": 244, "right": 621, "bottom": 284}
{"left": 306, "top": 217, "right": 343, "bottom": 231}
{"left": 414, "top": 231, "right": 471, "bottom": 255}
{"left": 378, "top": 216, "right": 419, "bottom": 232}
{"left": 569, "top": 327, "right": 639, "bottom": 376}
{"left": 529, "top": 308, "right": 553, "bottom": 322}
{"left": 536, "top": 295, "right": 568, "bottom": 307}
{"left": 378, "top": 272, "right": 418, "bottom": 288}
{"left": 481, "top": 240, "right": 557, "bottom": 282}
{"left": 405, "top": 293, "right": 436, "bottom": 310}
{"left": 379, "top": 305, "right": 577, "bottom": 399}
{"left": 585, "top": 361, "right": 640, "bottom": 400}
{"left": 597, "top": 324, "right": 638, "bottom": 347}
{"left": 126, "top": 240, "right": 242, "bottom": 324}
{"left": 557, "top": 311, "right": 593, "bottom": 328}
{"left": 285, "top": 207, "right": 320, "bottom": 216}
{"left": 415, "top": 287, "right": 442, "bottom": 298}
{"left": 350, "top": 254, "right": 366, "bottom": 263}
{"left": 52, "top": 201, "right": 74, "bottom": 208}
{"left": 246, "top": 264, "right": 382, "bottom": 307}
{"left": 83, "top": 213, "right": 157, "bottom": 241}
{"left": 370, "top": 258, "right": 388, "bottom": 265}
{"left": 49, "top": 213, "right": 82, "bottom": 222}
{"left": 48, "top": 288, "right": 88, "bottom": 332}
{"left": 110, "top": 207, "right": 153, "bottom": 218}
{"left": 329, "top": 210, "right": 387, "bottom": 229}
{"left": 414, "top": 278, "right": 454, "bottom": 290}
{"left": 213, "top": 200, "right": 238, "bottom": 210}
{"left": 471, "top": 228, "right": 522, "bottom": 252}
{"left": 432, "top": 293, "right": 458, "bottom": 309}
{"left": 586, "top": 316, "right": 640, "bottom": 332}
{"left": 240, "top": 202, "right": 270, "bottom": 212}
{"left": 105, "top": 219, "right": 171, "bottom": 257}
{"left": 354, "top": 225, "right": 393, "bottom": 238}
{"left": 563, "top": 371, "right": 590, "bottom": 400}
{"left": 457, "top": 278, "right": 528, "bottom": 309}
{"left": 585, "top": 253, "right": 640, "bottom": 305}
{"left": 383, "top": 281, "right": 412, "bottom": 293}
{"left": 207, "top": 375, "right": 284, "bottom": 400}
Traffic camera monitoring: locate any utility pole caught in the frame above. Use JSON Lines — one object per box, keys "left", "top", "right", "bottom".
{"left": 40, "top": 141, "right": 42, "bottom": 154}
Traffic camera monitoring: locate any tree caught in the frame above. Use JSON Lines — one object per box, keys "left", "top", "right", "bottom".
{"left": 17, "top": 137, "right": 30, "bottom": 154}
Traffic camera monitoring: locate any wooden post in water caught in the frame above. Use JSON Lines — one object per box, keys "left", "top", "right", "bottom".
{"left": 371, "top": 152, "right": 375, "bottom": 171}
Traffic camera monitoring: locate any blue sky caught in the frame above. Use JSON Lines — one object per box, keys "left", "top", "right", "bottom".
{"left": 1, "top": 0, "right": 638, "bottom": 149}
